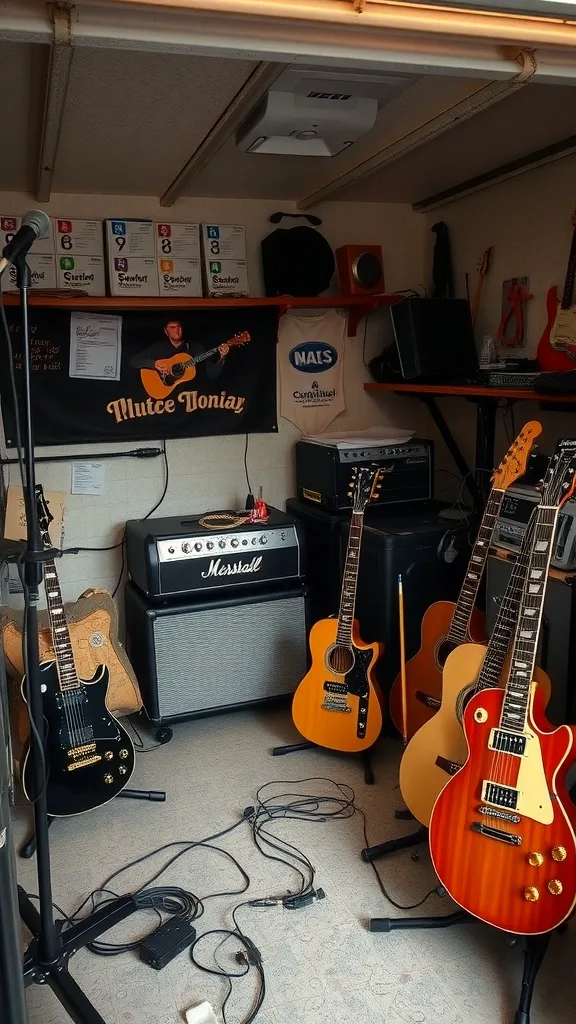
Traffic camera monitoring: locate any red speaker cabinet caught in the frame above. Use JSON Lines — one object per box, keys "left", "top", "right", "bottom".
{"left": 335, "top": 244, "right": 385, "bottom": 296}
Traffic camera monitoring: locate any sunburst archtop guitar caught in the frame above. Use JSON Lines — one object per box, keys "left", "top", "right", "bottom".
{"left": 399, "top": 497, "right": 552, "bottom": 828}
{"left": 21, "top": 488, "right": 135, "bottom": 817}
{"left": 429, "top": 439, "right": 576, "bottom": 936}
{"left": 140, "top": 331, "right": 250, "bottom": 400}
{"left": 389, "top": 421, "right": 542, "bottom": 740}
{"left": 291, "top": 465, "right": 384, "bottom": 753}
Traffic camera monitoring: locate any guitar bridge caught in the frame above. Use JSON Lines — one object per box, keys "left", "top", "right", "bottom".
{"left": 67, "top": 755, "right": 102, "bottom": 771}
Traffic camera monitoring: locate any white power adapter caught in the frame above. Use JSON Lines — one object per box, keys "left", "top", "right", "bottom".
{"left": 184, "top": 1002, "right": 218, "bottom": 1024}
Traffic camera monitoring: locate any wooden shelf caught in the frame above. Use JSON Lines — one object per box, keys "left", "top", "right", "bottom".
{"left": 1, "top": 293, "right": 400, "bottom": 337}
{"left": 364, "top": 381, "right": 576, "bottom": 403}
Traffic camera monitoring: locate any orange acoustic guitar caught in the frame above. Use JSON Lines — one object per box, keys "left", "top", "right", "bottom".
{"left": 389, "top": 421, "right": 542, "bottom": 740}
{"left": 140, "top": 331, "right": 250, "bottom": 400}
{"left": 292, "top": 465, "right": 384, "bottom": 753}
{"left": 429, "top": 439, "right": 576, "bottom": 936}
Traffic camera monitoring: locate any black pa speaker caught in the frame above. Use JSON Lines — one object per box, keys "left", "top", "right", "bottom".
{"left": 391, "top": 297, "right": 478, "bottom": 380}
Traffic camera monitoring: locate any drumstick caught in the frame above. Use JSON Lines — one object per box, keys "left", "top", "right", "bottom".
{"left": 398, "top": 574, "right": 408, "bottom": 745}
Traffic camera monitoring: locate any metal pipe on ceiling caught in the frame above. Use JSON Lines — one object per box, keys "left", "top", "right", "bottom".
{"left": 159, "top": 61, "right": 287, "bottom": 207}
{"left": 36, "top": 3, "right": 75, "bottom": 203}
{"left": 297, "top": 48, "right": 538, "bottom": 210}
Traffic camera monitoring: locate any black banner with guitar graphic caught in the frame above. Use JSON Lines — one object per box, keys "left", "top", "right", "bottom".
{"left": 0, "top": 306, "right": 278, "bottom": 446}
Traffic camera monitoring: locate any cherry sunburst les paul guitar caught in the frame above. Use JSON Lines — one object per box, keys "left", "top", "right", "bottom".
{"left": 429, "top": 439, "right": 576, "bottom": 936}
{"left": 140, "top": 331, "right": 250, "bottom": 400}
{"left": 291, "top": 465, "right": 384, "bottom": 753}
{"left": 389, "top": 421, "right": 542, "bottom": 741}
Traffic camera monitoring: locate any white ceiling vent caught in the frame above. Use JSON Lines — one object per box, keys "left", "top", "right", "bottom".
{"left": 236, "top": 67, "right": 414, "bottom": 158}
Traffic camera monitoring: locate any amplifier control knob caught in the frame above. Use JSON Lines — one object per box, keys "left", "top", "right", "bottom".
{"left": 219, "top": 540, "right": 226, "bottom": 549}
{"left": 182, "top": 542, "right": 193, "bottom": 553}
{"left": 194, "top": 542, "right": 202, "bottom": 552}
{"left": 207, "top": 541, "right": 214, "bottom": 550}
{"left": 252, "top": 538, "right": 257, "bottom": 545}
{"left": 242, "top": 539, "right": 248, "bottom": 546}
{"left": 260, "top": 535, "right": 268, "bottom": 545}
{"left": 231, "top": 538, "right": 239, "bottom": 548}
{"left": 168, "top": 546, "right": 175, "bottom": 554}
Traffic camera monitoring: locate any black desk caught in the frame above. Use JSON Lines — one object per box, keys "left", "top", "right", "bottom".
{"left": 365, "top": 381, "right": 576, "bottom": 510}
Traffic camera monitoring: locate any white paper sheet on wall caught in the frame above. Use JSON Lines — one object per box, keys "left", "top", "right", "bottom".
{"left": 71, "top": 462, "right": 106, "bottom": 496}
{"left": 69, "top": 312, "right": 122, "bottom": 381}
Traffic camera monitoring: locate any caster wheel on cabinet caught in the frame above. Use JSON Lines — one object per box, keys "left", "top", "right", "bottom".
{"left": 155, "top": 726, "right": 173, "bottom": 745}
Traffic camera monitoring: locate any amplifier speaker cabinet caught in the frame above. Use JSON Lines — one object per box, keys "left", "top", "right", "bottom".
{"left": 342, "top": 502, "right": 472, "bottom": 692}
{"left": 486, "top": 553, "right": 576, "bottom": 725}
{"left": 335, "top": 244, "right": 385, "bottom": 296}
{"left": 125, "top": 581, "right": 308, "bottom": 725}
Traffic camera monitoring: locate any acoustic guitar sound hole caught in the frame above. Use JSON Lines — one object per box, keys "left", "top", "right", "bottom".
{"left": 327, "top": 645, "right": 355, "bottom": 675}
{"left": 436, "top": 638, "right": 457, "bottom": 670}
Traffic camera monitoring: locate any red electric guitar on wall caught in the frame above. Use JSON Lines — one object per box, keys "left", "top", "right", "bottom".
{"left": 536, "top": 211, "right": 576, "bottom": 371}
{"left": 429, "top": 439, "right": 576, "bottom": 936}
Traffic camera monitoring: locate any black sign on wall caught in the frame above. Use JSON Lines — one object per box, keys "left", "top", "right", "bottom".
{"left": 0, "top": 306, "right": 278, "bottom": 446}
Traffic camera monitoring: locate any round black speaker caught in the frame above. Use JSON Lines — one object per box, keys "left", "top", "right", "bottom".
{"left": 352, "top": 251, "right": 383, "bottom": 289}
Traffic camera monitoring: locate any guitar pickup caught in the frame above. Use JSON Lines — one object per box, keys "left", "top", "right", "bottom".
{"left": 482, "top": 780, "right": 519, "bottom": 810}
{"left": 68, "top": 743, "right": 97, "bottom": 758}
{"left": 324, "top": 682, "right": 348, "bottom": 695}
{"left": 67, "top": 755, "right": 102, "bottom": 771}
{"left": 488, "top": 729, "right": 527, "bottom": 756}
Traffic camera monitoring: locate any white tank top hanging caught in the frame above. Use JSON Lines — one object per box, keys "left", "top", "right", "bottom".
{"left": 277, "top": 309, "right": 346, "bottom": 433}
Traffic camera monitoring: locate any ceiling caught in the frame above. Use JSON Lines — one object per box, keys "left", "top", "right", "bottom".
{"left": 0, "top": 39, "right": 574, "bottom": 208}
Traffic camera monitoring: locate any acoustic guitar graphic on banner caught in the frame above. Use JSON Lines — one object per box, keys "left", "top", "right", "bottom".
{"left": 140, "top": 331, "right": 251, "bottom": 400}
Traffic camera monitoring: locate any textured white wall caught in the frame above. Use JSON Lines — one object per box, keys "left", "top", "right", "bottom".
{"left": 0, "top": 192, "right": 426, "bottom": 604}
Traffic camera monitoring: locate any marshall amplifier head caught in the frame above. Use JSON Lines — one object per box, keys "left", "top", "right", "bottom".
{"left": 295, "top": 438, "right": 433, "bottom": 512}
{"left": 495, "top": 483, "right": 576, "bottom": 571}
{"left": 126, "top": 507, "right": 304, "bottom": 600}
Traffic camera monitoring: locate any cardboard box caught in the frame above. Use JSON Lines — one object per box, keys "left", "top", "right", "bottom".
{"left": 108, "top": 256, "right": 158, "bottom": 297}
{"left": 105, "top": 219, "right": 155, "bottom": 258}
{"left": 201, "top": 223, "right": 249, "bottom": 297}
{"left": 157, "top": 258, "right": 202, "bottom": 297}
{"left": 56, "top": 255, "right": 106, "bottom": 295}
{"left": 156, "top": 222, "right": 200, "bottom": 259}
{"left": 54, "top": 218, "right": 104, "bottom": 257}
{"left": 0, "top": 214, "right": 54, "bottom": 257}
{"left": 2, "top": 254, "right": 57, "bottom": 291}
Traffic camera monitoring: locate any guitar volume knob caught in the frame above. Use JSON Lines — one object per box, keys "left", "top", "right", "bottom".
{"left": 528, "top": 852, "right": 543, "bottom": 867}
{"left": 524, "top": 886, "right": 539, "bottom": 902}
{"left": 119, "top": 749, "right": 129, "bottom": 759}
{"left": 104, "top": 750, "right": 114, "bottom": 761}
{"left": 104, "top": 774, "right": 114, "bottom": 784}
{"left": 551, "top": 845, "right": 567, "bottom": 862}
{"left": 118, "top": 766, "right": 127, "bottom": 776}
{"left": 548, "top": 879, "right": 563, "bottom": 895}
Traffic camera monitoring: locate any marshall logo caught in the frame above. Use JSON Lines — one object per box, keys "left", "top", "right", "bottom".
{"left": 201, "top": 556, "right": 263, "bottom": 579}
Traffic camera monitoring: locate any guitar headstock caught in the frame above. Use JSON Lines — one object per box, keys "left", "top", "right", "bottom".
{"left": 35, "top": 485, "right": 53, "bottom": 547}
{"left": 347, "top": 465, "right": 382, "bottom": 513}
{"left": 229, "top": 331, "right": 250, "bottom": 347}
{"left": 492, "top": 420, "right": 542, "bottom": 491}
{"left": 540, "top": 438, "right": 576, "bottom": 508}
{"left": 477, "top": 247, "right": 492, "bottom": 278}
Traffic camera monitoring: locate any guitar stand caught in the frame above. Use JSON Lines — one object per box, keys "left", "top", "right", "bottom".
{"left": 272, "top": 740, "right": 375, "bottom": 785}
{"left": 361, "top": 824, "right": 428, "bottom": 861}
{"left": 369, "top": 911, "right": 554, "bottom": 1024}
{"left": 19, "top": 788, "right": 166, "bottom": 859}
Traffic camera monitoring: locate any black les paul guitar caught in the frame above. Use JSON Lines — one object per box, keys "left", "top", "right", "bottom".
{"left": 21, "top": 488, "right": 135, "bottom": 816}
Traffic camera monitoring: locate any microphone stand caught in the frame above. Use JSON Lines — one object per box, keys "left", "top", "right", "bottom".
{"left": 7, "top": 253, "right": 139, "bottom": 1024}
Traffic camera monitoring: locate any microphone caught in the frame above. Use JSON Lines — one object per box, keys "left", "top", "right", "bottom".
{"left": 0, "top": 210, "right": 51, "bottom": 275}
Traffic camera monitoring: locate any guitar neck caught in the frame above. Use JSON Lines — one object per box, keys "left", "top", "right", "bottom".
{"left": 500, "top": 505, "right": 559, "bottom": 731}
{"left": 43, "top": 559, "right": 79, "bottom": 690}
{"left": 179, "top": 345, "right": 221, "bottom": 371}
{"left": 448, "top": 488, "right": 505, "bottom": 643}
{"left": 336, "top": 511, "right": 364, "bottom": 646}
{"left": 476, "top": 512, "right": 537, "bottom": 691}
{"left": 560, "top": 227, "right": 576, "bottom": 310}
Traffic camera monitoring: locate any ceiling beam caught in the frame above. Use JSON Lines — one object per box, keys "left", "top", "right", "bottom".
{"left": 297, "top": 49, "right": 537, "bottom": 210}
{"left": 36, "top": 3, "right": 75, "bottom": 202}
{"left": 159, "top": 61, "right": 286, "bottom": 206}
{"left": 413, "top": 134, "right": 576, "bottom": 212}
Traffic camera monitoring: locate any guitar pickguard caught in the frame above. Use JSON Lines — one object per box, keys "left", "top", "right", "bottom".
{"left": 481, "top": 724, "right": 554, "bottom": 825}
{"left": 347, "top": 647, "right": 373, "bottom": 740}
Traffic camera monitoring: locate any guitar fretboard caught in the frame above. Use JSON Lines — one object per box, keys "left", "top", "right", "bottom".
{"left": 447, "top": 489, "right": 504, "bottom": 643}
{"left": 336, "top": 511, "right": 364, "bottom": 647}
{"left": 476, "top": 511, "right": 537, "bottom": 692}
{"left": 44, "top": 558, "right": 80, "bottom": 691}
{"left": 560, "top": 226, "right": 576, "bottom": 310}
{"left": 500, "top": 506, "right": 558, "bottom": 731}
